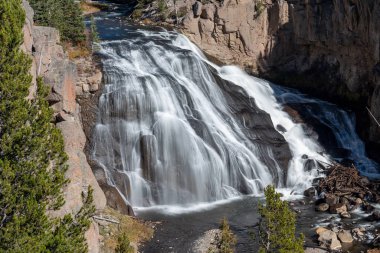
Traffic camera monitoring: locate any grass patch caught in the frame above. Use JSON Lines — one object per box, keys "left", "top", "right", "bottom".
{"left": 67, "top": 46, "right": 91, "bottom": 60}
{"left": 99, "top": 207, "right": 154, "bottom": 252}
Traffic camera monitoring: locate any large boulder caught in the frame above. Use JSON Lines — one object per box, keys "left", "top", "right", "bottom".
{"left": 318, "top": 229, "right": 341, "bottom": 250}
{"left": 329, "top": 203, "right": 347, "bottom": 214}
{"left": 338, "top": 230, "right": 354, "bottom": 243}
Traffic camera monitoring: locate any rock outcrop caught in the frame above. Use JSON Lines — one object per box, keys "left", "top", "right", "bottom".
{"left": 179, "top": 0, "right": 380, "bottom": 161}
{"left": 22, "top": 1, "right": 106, "bottom": 252}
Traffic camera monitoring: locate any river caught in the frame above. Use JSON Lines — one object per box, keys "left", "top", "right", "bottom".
{"left": 87, "top": 2, "right": 379, "bottom": 252}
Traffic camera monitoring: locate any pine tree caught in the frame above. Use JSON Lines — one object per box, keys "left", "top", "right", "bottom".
{"left": 115, "top": 232, "right": 134, "bottom": 253}
{"left": 0, "top": 1, "right": 93, "bottom": 252}
{"left": 29, "top": 0, "right": 85, "bottom": 44}
{"left": 257, "top": 186, "right": 304, "bottom": 253}
{"left": 218, "top": 218, "right": 236, "bottom": 253}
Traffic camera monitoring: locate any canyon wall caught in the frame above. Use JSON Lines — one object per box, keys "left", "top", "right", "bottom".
{"left": 180, "top": 0, "right": 380, "bottom": 160}
{"left": 22, "top": 1, "right": 106, "bottom": 252}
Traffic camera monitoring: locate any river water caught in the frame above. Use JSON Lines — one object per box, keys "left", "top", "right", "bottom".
{"left": 88, "top": 2, "right": 379, "bottom": 252}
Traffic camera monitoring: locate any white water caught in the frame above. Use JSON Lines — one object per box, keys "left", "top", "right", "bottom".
{"left": 92, "top": 30, "right": 339, "bottom": 208}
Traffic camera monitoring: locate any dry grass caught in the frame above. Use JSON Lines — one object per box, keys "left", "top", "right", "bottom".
{"left": 67, "top": 46, "right": 91, "bottom": 60}
{"left": 80, "top": 1, "right": 101, "bottom": 15}
{"left": 99, "top": 207, "right": 154, "bottom": 252}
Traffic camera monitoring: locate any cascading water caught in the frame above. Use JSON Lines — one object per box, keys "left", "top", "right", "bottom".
{"left": 91, "top": 29, "right": 377, "bottom": 208}
{"left": 272, "top": 85, "right": 380, "bottom": 179}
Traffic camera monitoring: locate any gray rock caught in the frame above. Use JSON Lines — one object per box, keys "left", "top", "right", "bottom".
{"left": 304, "top": 248, "right": 328, "bottom": 253}
{"left": 316, "top": 203, "right": 329, "bottom": 212}
{"left": 318, "top": 230, "right": 341, "bottom": 250}
{"left": 338, "top": 230, "right": 354, "bottom": 243}
{"left": 192, "top": 1, "right": 202, "bottom": 17}
{"left": 368, "top": 211, "right": 380, "bottom": 221}
{"left": 304, "top": 187, "right": 316, "bottom": 197}
{"left": 340, "top": 211, "right": 351, "bottom": 219}
{"left": 325, "top": 193, "right": 339, "bottom": 205}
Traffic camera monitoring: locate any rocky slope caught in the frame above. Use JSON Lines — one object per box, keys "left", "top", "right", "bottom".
{"left": 173, "top": 0, "right": 380, "bottom": 161}
{"left": 22, "top": 1, "right": 106, "bottom": 252}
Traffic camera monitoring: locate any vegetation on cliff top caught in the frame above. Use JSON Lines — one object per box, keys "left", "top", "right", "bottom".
{"left": 29, "top": 0, "right": 85, "bottom": 44}
{"left": 0, "top": 0, "right": 93, "bottom": 251}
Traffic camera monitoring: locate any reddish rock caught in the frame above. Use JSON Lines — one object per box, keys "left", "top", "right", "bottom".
{"left": 85, "top": 221, "right": 100, "bottom": 253}
{"left": 329, "top": 203, "right": 347, "bottom": 214}
{"left": 55, "top": 120, "right": 107, "bottom": 217}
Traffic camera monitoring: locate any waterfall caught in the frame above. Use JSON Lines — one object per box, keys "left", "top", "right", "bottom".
{"left": 272, "top": 85, "right": 380, "bottom": 179}
{"left": 91, "top": 30, "right": 334, "bottom": 207}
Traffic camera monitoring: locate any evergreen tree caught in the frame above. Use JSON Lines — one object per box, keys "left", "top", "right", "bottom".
{"left": 29, "top": 0, "right": 85, "bottom": 44}
{"left": 115, "top": 232, "right": 134, "bottom": 253}
{"left": 0, "top": 1, "right": 94, "bottom": 252}
{"left": 218, "top": 218, "right": 236, "bottom": 253}
{"left": 257, "top": 186, "right": 304, "bottom": 253}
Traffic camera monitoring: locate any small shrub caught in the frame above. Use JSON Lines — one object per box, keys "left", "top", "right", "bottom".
{"left": 256, "top": 186, "right": 304, "bottom": 253}
{"left": 158, "top": 0, "right": 167, "bottom": 13}
{"left": 115, "top": 232, "right": 134, "bottom": 253}
{"left": 209, "top": 218, "right": 236, "bottom": 253}
{"left": 67, "top": 46, "right": 91, "bottom": 60}
{"left": 219, "top": 218, "right": 236, "bottom": 253}
{"left": 90, "top": 15, "right": 100, "bottom": 43}
{"left": 177, "top": 6, "right": 188, "bottom": 18}
{"left": 254, "top": 0, "right": 266, "bottom": 18}
{"left": 132, "top": 9, "right": 143, "bottom": 19}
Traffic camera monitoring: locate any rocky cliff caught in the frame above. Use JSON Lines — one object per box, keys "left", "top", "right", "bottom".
{"left": 22, "top": 1, "right": 106, "bottom": 252}
{"left": 178, "top": 0, "right": 380, "bottom": 161}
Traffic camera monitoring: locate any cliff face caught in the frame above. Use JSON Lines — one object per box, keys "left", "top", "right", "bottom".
{"left": 181, "top": 0, "right": 380, "bottom": 159}
{"left": 22, "top": 1, "right": 106, "bottom": 252}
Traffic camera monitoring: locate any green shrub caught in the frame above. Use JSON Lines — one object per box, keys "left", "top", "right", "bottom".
{"left": 256, "top": 186, "right": 304, "bottom": 253}
{"left": 158, "top": 0, "right": 167, "bottom": 13}
{"left": 90, "top": 15, "right": 100, "bottom": 43}
{"left": 219, "top": 218, "right": 236, "bottom": 253}
{"left": 255, "top": 0, "right": 266, "bottom": 18}
{"left": 132, "top": 8, "right": 143, "bottom": 19}
{"left": 115, "top": 232, "right": 134, "bottom": 253}
{"left": 209, "top": 218, "right": 236, "bottom": 253}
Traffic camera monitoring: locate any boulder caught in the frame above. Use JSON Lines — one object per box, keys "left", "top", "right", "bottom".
{"left": 318, "top": 230, "right": 341, "bottom": 250}
{"left": 325, "top": 193, "right": 339, "bottom": 205}
{"left": 200, "top": 5, "right": 215, "bottom": 21}
{"left": 305, "top": 248, "right": 328, "bottom": 253}
{"left": 340, "top": 211, "right": 351, "bottom": 219}
{"left": 363, "top": 203, "right": 375, "bottom": 213}
{"left": 330, "top": 238, "right": 342, "bottom": 251}
{"left": 367, "top": 249, "right": 380, "bottom": 253}
{"left": 329, "top": 203, "right": 347, "bottom": 214}
{"left": 316, "top": 203, "right": 329, "bottom": 212}
{"left": 340, "top": 197, "right": 350, "bottom": 205}
{"left": 338, "top": 230, "right": 354, "bottom": 243}
{"left": 368, "top": 211, "right": 380, "bottom": 221}
{"left": 192, "top": 1, "right": 202, "bottom": 17}
{"left": 352, "top": 227, "right": 365, "bottom": 238}
{"left": 355, "top": 198, "right": 363, "bottom": 205}
{"left": 304, "top": 187, "right": 316, "bottom": 197}
{"left": 316, "top": 227, "right": 328, "bottom": 235}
